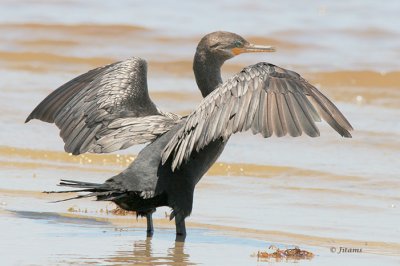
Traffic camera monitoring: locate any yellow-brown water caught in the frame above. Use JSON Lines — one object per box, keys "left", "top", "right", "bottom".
{"left": 0, "top": 1, "right": 399, "bottom": 265}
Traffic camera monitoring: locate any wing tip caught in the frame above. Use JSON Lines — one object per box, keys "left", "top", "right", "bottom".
{"left": 25, "top": 110, "right": 37, "bottom": 123}
{"left": 161, "top": 156, "right": 168, "bottom": 166}
{"left": 341, "top": 130, "right": 353, "bottom": 138}
{"left": 24, "top": 110, "right": 55, "bottom": 124}
{"left": 161, "top": 151, "right": 179, "bottom": 173}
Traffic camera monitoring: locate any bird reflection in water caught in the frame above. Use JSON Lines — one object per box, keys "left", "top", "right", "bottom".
{"left": 106, "top": 237, "right": 194, "bottom": 265}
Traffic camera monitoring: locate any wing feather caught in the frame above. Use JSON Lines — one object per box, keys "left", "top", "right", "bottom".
{"left": 292, "top": 92, "right": 320, "bottom": 137}
{"left": 261, "top": 92, "right": 272, "bottom": 137}
{"left": 234, "top": 90, "right": 252, "bottom": 132}
{"left": 162, "top": 62, "right": 352, "bottom": 171}
{"left": 245, "top": 87, "right": 262, "bottom": 131}
{"left": 283, "top": 93, "right": 302, "bottom": 137}
{"left": 26, "top": 57, "right": 181, "bottom": 154}
{"left": 270, "top": 92, "right": 285, "bottom": 137}
{"left": 26, "top": 64, "right": 113, "bottom": 123}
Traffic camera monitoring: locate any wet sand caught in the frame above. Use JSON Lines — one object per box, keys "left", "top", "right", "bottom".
{"left": 1, "top": 1, "right": 400, "bottom": 265}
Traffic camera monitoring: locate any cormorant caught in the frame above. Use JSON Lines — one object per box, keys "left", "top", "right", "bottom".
{"left": 26, "top": 31, "right": 353, "bottom": 241}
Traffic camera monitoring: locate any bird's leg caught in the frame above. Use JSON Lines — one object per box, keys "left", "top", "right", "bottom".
{"left": 175, "top": 215, "right": 186, "bottom": 242}
{"left": 146, "top": 212, "right": 154, "bottom": 237}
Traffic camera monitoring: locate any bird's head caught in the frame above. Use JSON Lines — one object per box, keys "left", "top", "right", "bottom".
{"left": 197, "top": 31, "right": 276, "bottom": 62}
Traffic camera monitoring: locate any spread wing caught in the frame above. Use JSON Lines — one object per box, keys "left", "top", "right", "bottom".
{"left": 162, "top": 62, "right": 353, "bottom": 171}
{"left": 26, "top": 57, "right": 181, "bottom": 155}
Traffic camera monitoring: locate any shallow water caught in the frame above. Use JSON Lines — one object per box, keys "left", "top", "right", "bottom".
{"left": 0, "top": 1, "right": 399, "bottom": 265}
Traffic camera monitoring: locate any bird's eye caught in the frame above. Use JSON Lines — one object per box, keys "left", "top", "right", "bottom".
{"left": 234, "top": 40, "right": 243, "bottom": 47}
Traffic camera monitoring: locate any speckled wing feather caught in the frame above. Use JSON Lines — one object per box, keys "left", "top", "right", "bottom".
{"left": 162, "top": 62, "right": 353, "bottom": 171}
{"left": 26, "top": 57, "right": 181, "bottom": 155}
{"left": 90, "top": 111, "right": 181, "bottom": 153}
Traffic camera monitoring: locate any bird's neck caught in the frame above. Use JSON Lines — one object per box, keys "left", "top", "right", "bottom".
{"left": 193, "top": 51, "right": 224, "bottom": 98}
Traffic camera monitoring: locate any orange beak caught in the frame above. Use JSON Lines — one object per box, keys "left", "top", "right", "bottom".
{"left": 231, "top": 44, "right": 276, "bottom": 55}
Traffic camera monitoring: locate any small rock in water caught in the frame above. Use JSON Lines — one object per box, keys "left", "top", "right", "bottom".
{"left": 256, "top": 246, "right": 314, "bottom": 261}
{"left": 110, "top": 206, "right": 136, "bottom": 216}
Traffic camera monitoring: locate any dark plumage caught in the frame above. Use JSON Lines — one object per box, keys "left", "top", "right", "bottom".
{"left": 26, "top": 31, "right": 353, "bottom": 241}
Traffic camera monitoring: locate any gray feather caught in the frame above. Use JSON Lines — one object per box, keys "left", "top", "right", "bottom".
{"left": 162, "top": 62, "right": 352, "bottom": 171}
{"left": 26, "top": 57, "right": 182, "bottom": 155}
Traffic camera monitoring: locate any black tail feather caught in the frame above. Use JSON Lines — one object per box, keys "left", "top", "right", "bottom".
{"left": 44, "top": 188, "right": 96, "bottom": 194}
{"left": 45, "top": 179, "right": 114, "bottom": 202}
{"left": 50, "top": 192, "right": 99, "bottom": 203}
{"left": 59, "top": 179, "right": 108, "bottom": 190}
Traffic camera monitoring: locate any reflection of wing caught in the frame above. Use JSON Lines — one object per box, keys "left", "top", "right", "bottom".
{"left": 162, "top": 63, "right": 353, "bottom": 170}
{"left": 26, "top": 57, "right": 181, "bottom": 155}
